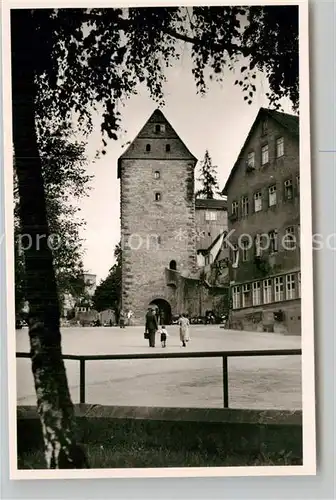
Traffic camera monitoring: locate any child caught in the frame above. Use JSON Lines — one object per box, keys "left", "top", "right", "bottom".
{"left": 158, "top": 325, "right": 169, "bottom": 348}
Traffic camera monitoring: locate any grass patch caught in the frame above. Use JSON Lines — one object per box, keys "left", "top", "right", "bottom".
{"left": 18, "top": 443, "right": 301, "bottom": 470}
{"left": 17, "top": 412, "right": 303, "bottom": 469}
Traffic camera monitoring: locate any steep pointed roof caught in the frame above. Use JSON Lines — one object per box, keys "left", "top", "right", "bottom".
{"left": 222, "top": 107, "right": 299, "bottom": 195}
{"left": 117, "top": 109, "right": 197, "bottom": 177}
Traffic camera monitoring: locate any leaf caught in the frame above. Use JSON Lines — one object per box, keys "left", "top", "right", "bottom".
{"left": 241, "top": 66, "right": 248, "bottom": 73}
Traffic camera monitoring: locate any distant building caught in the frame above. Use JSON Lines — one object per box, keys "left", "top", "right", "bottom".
{"left": 98, "top": 309, "right": 116, "bottom": 326}
{"left": 195, "top": 198, "right": 228, "bottom": 268}
{"left": 223, "top": 107, "right": 300, "bottom": 334}
{"left": 195, "top": 198, "right": 228, "bottom": 250}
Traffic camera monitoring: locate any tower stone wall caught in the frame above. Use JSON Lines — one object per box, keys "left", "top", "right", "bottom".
{"left": 118, "top": 109, "right": 198, "bottom": 325}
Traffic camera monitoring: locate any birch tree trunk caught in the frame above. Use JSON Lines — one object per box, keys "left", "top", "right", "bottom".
{"left": 11, "top": 9, "right": 88, "bottom": 468}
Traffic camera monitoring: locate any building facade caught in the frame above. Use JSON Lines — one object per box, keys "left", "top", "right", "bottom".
{"left": 223, "top": 108, "right": 301, "bottom": 334}
{"left": 195, "top": 198, "right": 228, "bottom": 251}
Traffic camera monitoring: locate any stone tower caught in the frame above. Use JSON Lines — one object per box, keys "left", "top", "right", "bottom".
{"left": 118, "top": 109, "right": 198, "bottom": 325}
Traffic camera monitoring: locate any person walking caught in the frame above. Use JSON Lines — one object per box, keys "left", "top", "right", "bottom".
{"left": 145, "top": 307, "right": 158, "bottom": 347}
{"left": 178, "top": 313, "right": 190, "bottom": 347}
{"left": 119, "top": 310, "right": 125, "bottom": 328}
{"left": 158, "top": 325, "right": 169, "bottom": 348}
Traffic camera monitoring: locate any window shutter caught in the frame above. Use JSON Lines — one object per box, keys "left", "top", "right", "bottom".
{"left": 264, "top": 187, "right": 269, "bottom": 209}
{"left": 283, "top": 180, "right": 287, "bottom": 202}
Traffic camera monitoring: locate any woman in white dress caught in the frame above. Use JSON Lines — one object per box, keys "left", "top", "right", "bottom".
{"left": 178, "top": 313, "right": 190, "bottom": 347}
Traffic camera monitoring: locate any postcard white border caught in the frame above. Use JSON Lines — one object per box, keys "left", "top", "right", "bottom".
{"left": 1, "top": 0, "right": 316, "bottom": 480}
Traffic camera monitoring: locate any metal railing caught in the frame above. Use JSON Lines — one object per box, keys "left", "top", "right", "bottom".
{"left": 16, "top": 349, "right": 301, "bottom": 408}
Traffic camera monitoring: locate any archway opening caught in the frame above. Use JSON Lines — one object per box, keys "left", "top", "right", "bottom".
{"left": 149, "top": 299, "right": 172, "bottom": 325}
{"left": 169, "top": 260, "right": 177, "bottom": 270}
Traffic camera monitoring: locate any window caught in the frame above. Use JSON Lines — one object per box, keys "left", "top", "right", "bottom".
{"left": 146, "top": 143, "right": 151, "bottom": 152}
{"left": 298, "top": 272, "right": 301, "bottom": 298}
{"left": 165, "top": 144, "right": 171, "bottom": 152}
{"left": 254, "top": 234, "right": 262, "bottom": 257}
{"left": 252, "top": 282, "right": 261, "bottom": 305}
{"left": 241, "top": 196, "right": 249, "bottom": 216}
{"left": 261, "top": 144, "right": 269, "bottom": 165}
{"left": 263, "top": 279, "right": 272, "bottom": 304}
{"left": 169, "top": 260, "right": 177, "bottom": 270}
{"left": 242, "top": 284, "right": 252, "bottom": 308}
{"left": 284, "top": 227, "right": 296, "bottom": 250}
{"left": 155, "top": 192, "right": 161, "bottom": 201}
{"left": 232, "top": 201, "right": 238, "bottom": 215}
{"left": 269, "top": 230, "right": 278, "bottom": 253}
{"left": 205, "top": 211, "right": 217, "bottom": 221}
{"left": 274, "top": 276, "right": 284, "bottom": 302}
{"left": 254, "top": 191, "right": 262, "bottom": 212}
{"left": 154, "top": 124, "right": 165, "bottom": 133}
{"left": 154, "top": 171, "right": 160, "bottom": 179}
{"left": 261, "top": 118, "right": 268, "bottom": 135}
{"left": 269, "top": 185, "right": 277, "bottom": 206}
{"left": 242, "top": 240, "right": 249, "bottom": 262}
{"left": 247, "top": 152, "right": 255, "bottom": 169}
{"left": 276, "top": 137, "right": 284, "bottom": 157}
{"left": 284, "top": 179, "right": 293, "bottom": 200}
{"left": 286, "top": 274, "right": 296, "bottom": 300}
{"left": 232, "top": 286, "right": 241, "bottom": 309}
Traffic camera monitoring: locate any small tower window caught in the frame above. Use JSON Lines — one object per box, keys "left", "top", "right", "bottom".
{"left": 166, "top": 144, "right": 171, "bottom": 152}
{"left": 155, "top": 192, "right": 161, "bottom": 201}
{"left": 169, "top": 260, "right": 177, "bottom": 270}
{"left": 146, "top": 143, "right": 151, "bottom": 152}
{"left": 154, "top": 171, "right": 160, "bottom": 179}
{"left": 154, "top": 124, "right": 165, "bottom": 133}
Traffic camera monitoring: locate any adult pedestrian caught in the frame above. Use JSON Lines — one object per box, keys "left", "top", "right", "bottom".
{"left": 119, "top": 309, "right": 125, "bottom": 328}
{"left": 145, "top": 307, "right": 158, "bottom": 347}
{"left": 178, "top": 313, "right": 190, "bottom": 347}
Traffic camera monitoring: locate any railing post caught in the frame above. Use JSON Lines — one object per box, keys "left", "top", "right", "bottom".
{"left": 222, "top": 356, "right": 229, "bottom": 408}
{"left": 79, "top": 358, "right": 85, "bottom": 404}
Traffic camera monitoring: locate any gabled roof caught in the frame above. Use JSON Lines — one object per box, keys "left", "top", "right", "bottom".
{"left": 195, "top": 198, "right": 227, "bottom": 210}
{"left": 222, "top": 107, "right": 299, "bottom": 195}
{"left": 117, "top": 109, "right": 197, "bottom": 177}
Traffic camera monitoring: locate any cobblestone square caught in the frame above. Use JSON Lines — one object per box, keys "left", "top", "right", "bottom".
{"left": 16, "top": 325, "right": 301, "bottom": 410}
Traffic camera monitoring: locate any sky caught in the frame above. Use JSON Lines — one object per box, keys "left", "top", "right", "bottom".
{"left": 77, "top": 46, "right": 293, "bottom": 284}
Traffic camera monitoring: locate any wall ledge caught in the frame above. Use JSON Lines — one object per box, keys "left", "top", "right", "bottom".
{"left": 17, "top": 405, "right": 302, "bottom": 426}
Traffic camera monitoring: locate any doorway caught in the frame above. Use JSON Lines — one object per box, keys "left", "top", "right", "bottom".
{"left": 149, "top": 298, "right": 172, "bottom": 325}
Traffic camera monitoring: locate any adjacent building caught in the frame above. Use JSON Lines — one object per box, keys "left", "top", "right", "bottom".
{"left": 223, "top": 107, "right": 301, "bottom": 334}
{"left": 195, "top": 198, "right": 227, "bottom": 250}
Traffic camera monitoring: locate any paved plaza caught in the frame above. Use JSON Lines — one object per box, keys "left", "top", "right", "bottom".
{"left": 16, "top": 325, "right": 302, "bottom": 410}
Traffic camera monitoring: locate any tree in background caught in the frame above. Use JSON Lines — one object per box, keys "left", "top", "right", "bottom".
{"left": 14, "top": 132, "right": 91, "bottom": 316}
{"left": 11, "top": 6, "right": 299, "bottom": 468}
{"left": 92, "top": 244, "right": 122, "bottom": 323}
{"left": 196, "top": 150, "right": 221, "bottom": 199}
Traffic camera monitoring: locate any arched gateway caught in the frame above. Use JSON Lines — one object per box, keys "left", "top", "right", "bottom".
{"left": 149, "top": 299, "right": 172, "bottom": 325}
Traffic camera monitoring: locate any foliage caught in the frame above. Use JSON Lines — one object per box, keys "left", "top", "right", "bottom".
{"left": 14, "top": 131, "right": 92, "bottom": 313}
{"left": 31, "top": 6, "right": 299, "bottom": 148}
{"left": 196, "top": 150, "right": 221, "bottom": 199}
{"left": 92, "top": 244, "right": 122, "bottom": 315}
